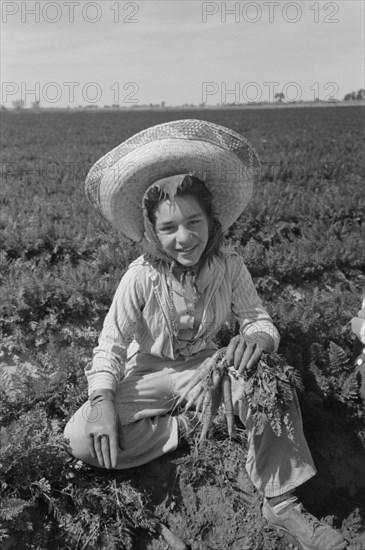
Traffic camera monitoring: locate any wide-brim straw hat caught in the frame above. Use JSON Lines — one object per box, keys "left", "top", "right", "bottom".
{"left": 85, "top": 119, "right": 261, "bottom": 242}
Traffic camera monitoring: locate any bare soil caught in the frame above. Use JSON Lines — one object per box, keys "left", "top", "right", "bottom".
{"left": 106, "top": 408, "right": 365, "bottom": 550}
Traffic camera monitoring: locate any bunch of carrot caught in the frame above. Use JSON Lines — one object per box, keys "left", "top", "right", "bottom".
{"left": 174, "top": 348, "right": 303, "bottom": 444}
{"left": 175, "top": 348, "right": 235, "bottom": 444}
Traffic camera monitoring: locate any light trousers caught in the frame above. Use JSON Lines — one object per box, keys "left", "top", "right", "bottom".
{"left": 64, "top": 350, "right": 316, "bottom": 497}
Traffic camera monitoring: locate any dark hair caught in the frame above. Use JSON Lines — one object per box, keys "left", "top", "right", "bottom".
{"left": 143, "top": 175, "right": 224, "bottom": 266}
{"left": 144, "top": 176, "right": 212, "bottom": 224}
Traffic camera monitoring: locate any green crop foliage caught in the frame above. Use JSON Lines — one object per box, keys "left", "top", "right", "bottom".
{"left": 0, "top": 107, "right": 364, "bottom": 549}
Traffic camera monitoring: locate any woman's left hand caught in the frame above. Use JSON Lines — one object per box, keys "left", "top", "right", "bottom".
{"left": 225, "top": 332, "right": 276, "bottom": 375}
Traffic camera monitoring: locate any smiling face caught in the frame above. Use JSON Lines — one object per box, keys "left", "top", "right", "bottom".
{"left": 154, "top": 194, "right": 209, "bottom": 267}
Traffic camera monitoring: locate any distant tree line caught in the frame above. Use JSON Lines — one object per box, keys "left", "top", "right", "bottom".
{"left": 344, "top": 89, "right": 365, "bottom": 101}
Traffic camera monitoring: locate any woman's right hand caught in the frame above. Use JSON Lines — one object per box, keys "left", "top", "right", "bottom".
{"left": 85, "top": 389, "right": 125, "bottom": 469}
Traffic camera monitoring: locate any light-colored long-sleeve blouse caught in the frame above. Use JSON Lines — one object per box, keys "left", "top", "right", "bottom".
{"left": 85, "top": 250, "right": 280, "bottom": 395}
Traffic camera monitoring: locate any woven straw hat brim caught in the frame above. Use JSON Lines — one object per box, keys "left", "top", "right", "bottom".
{"left": 85, "top": 119, "right": 260, "bottom": 241}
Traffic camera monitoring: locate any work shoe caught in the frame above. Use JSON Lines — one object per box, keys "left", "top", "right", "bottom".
{"left": 262, "top": 498, "right": 347, "bottom": 550}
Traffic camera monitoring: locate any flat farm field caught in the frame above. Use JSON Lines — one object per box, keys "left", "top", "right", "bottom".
{"left": 1, "top": 106, "right": 364, "bottom": 549}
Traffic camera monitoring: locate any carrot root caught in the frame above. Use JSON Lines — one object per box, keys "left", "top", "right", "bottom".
{"left": 173, "top": 355, "right": 216, "bottom": 409}
{"left": 184, "top": 383, "right": 205, "bottom": 412}
{"left": 173, "top": 347, "right": 236, "bottom": 444}
{"left": 222, "top": 373, "right": 235, "bottom": 438}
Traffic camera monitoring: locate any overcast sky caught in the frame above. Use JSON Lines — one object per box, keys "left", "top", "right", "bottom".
{"left": 1, "top": 0, "right": 364, "bottom": 107}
